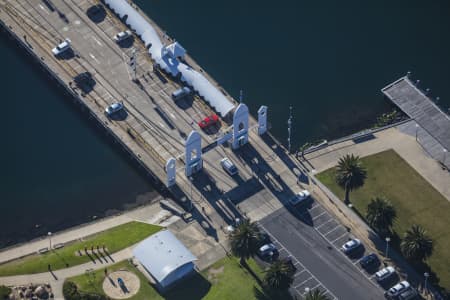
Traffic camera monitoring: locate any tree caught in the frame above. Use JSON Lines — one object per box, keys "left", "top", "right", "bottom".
{"left": 229, "top": 219, "right": 261, "bottom": 266}
{"left": 335, "top": 154, "right": 367, "bottom": 203}
{"left": 401, "top": 224, "right": 433, "bottom": 262}
{"left": 366, "top": 196, "right": 397, "bottom": 236}
{"left": 305, "top": 289, "right": 331, "bottom": 300}
{"left": 0, "top": 285, "right": 11, "bottom": 299}
{"left": 263, "top": 259, "right": 296, "bottom": 292}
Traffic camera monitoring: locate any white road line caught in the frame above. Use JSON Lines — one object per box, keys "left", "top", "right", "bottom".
{"left": 92, "top": 36, "right": 102, "bottom": 46}
{"left": 305, "top": 283, "right": 322, "bottom": 293}
{"left": 170, "top": 113, "right": 176, "bottom": 119}
{"left": 294, "top": 269, "right": 308, "bottom": 277}
{"left": 323, "top": 225, "right": 343, "bottom": 237}
{"left": 89, "top": 53, "right": 100, "bottom": 64}
{"left": 259, "top": 224, "right": 339, "bottom": 300}
{"left": 330, "top": 232, "right": 348, "bottom": 244}
{"left": 312, "top": 211, "right": 328, "bottom": 221}
{"left": 315, "top": 218, "right": 334, "bottom": 230}
{"left": 309, "top": 203, "right": 320, "bottom": 210}
{"left": 294, "top": 277, "right": 315, "bottom": 289}
{"left": 38, "top": 4, "right": 49, "bottom": 14}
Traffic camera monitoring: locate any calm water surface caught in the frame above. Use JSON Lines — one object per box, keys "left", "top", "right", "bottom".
{"left": 1, "top": 0, "right": 449, "bottom": 246}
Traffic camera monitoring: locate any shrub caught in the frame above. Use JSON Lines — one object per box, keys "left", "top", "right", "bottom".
{"left": 0, "top": 286, "right": 11, "bottom": 299}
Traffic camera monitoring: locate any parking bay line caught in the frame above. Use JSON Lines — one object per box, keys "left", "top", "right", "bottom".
{"left": 330, "top": 232, "right": 348, "bottom": 244}
{"left": 323, "top": 225, "right": 344, "bottom": 237}
{"left": 315, "top": 218, "right": 334, "bottom": 230}
{"left": 312, "top": 211, "right": 328, "bottom": 221}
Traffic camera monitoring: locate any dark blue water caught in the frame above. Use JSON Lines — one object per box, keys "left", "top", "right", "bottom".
{"left": 1, "top": 0, "right": 449, "bottom": 246}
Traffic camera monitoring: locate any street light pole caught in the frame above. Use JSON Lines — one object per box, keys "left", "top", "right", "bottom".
{"left": 189, "top": 176, "right": 193, "bottom": 211}
{"left": 415, "top": 124, "right": 419, "bottom": 141}
{"left": 48, "top": 232, "right": 52, "bottom": 250}
{"left": 424, "top": 272, "right": 429, "bottom": 294}
{"left": 385, "top": 237, "right": 391, "bottom": 259}
{"left": 443, "top": 148, "right": 448, "bottom": 165}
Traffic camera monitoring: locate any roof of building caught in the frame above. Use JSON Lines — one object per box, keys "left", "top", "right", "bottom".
{"left": 132, "top": 230, "right": 197, "bottom": 283}
{"left": 164, "top": 42, "right": 186, "bottom": 58}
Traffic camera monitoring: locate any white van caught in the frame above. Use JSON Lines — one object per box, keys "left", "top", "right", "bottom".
{"left": 220, "top": 157, "right": 238, "bottom": 176}
{"left": 172, "top": 87, "right": 191, "bottom": 101}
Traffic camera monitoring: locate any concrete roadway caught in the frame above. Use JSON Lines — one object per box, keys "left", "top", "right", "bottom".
{"left": 260, "top": 204, "right": 384, "bottom": 300}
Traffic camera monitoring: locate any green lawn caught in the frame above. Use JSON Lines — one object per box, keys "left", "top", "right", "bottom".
{"left": 67, "top": 257, "right": 272, "bottom": 300}
{"left": 0, "top": 221, "right": 162, "bottom": 276}
{"left": 316, "top": 149, "right": 450, "bottom": 289}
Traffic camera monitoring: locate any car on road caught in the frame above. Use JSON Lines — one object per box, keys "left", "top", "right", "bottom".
{"left": 258, "top": 243, "right": 278, "bottom": 261}
{"left": 105, "top": 102, "right": 124, "bottom": 116}
{"left": 341, "top": 238, "right": 362, "bottom": 254}
{"left": 289, "top": 190, "right": 311, "bottom": 206}
{"left": 385, "top": 281, "right": 411, "bottom": 298}
{"left": 220, "top": 157, "right": 238, "bottom": 176}
{"left": 52, "top": 39, "right": 71, "bottom": 56}
{"left": 198, "top": 114, "right": 219, "bottom": 129}
{"left": 114, "top": 30, "right": 132, "bottom": 42}
{"left": 375, "top": 266, "right": 396, "bottom": 282}
{"left": 359, "top": 253, "right": 380, "bottom": 269}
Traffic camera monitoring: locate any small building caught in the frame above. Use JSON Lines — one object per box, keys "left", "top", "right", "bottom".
{"left": 163, "top": 41, "right": 186, "bottom": 59}
{"left": 133, "top": 229, "right": 197, "bottom": 290}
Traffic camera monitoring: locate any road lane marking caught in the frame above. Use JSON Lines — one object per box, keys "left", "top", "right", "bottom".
{"left": 92, "top": 36, "right": 102, "bottom": 46}
{"left": 89, "top": 53, "right": 100, "bottom": 64}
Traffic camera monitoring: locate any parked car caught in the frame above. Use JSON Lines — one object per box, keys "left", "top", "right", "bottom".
{"left": 359, "top": 253, "right": 380, "bottom": 269}
{"left": 289, "top": 190, "right": 311, "bottom": 206}
{"left": 397, "top": 287, "right": 419, "bottom": 300}
{"left": 375, "top": 266, "right": 396, "bottom": 282}
{"left": 52, "top": 38, "right": 71, "bottom": 56}
{"left": 220, "top": 157, "right": 238, "bottom": 176}
{"left": 105, "top": 102, "right": 124, "bottom": 116}
{"left": 114, "top": 30, "right": 132, "bottom": 42}
{"left": 258, "top": 243, "right": 278, "bottom": 261}
{"left": 172, "top": 87, "right": 191, "bottom": 100}
{"left": 198, "top": 114, "right": 219, "bottom": 129}
{"left": 226, "top": 218, "right": 241, "bottom": 234}
{"left": 341, "top": 238, "right": 362, "bottom": 254}
{"left": 385, "top": 281, "right": 411, "bottom": 298}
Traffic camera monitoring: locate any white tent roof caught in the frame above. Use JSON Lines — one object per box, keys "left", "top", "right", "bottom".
{"left": 133, "top": 230, "right": 197, "bottom": 283}
{"left": 164, "top": 42, "right": 186, "bottom": 58}
{"left": 104, "top": 0, "right": 236, "bottom": 116}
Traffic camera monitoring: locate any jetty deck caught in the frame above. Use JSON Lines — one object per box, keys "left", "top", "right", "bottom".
{"left": 0, "top": 0, "right": 300, "bottom": 233}
{"left": 381, "top": 76, "right": 450, "bottom": 166}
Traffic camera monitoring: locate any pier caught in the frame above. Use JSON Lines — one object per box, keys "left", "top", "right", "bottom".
{"left": 382, "top": 76, "right": 450, "bottom": 168}
{"left": 0, "top": 0, "right": 300, "bottom": 235}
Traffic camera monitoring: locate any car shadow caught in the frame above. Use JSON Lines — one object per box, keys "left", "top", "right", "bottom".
{"left": 73, "top": 72, "right": 96, "bottom": 94}
{"left": 107, "top": 109, "right": 128, "bottom": 121}
{"left": 57, "top": 48, "right": 75, "bottom": 60}
{"left": 175, "top": 95, "right": 194, "bottom": 109}
{"left": 116, "top": 36, "right": 135, "bottom": 48}
{"left": 87, "top": 5, "right": 106, "bottom": 23}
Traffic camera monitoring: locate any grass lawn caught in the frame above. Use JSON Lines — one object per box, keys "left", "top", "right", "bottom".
{"left": 316, "top": 149, "right": 450, "bottom": 289}
{"left": 67, "top": 257, "right": 271, "bottom": 300}
{"left": 0, "top": 221, "right": 162, "bottom": 276}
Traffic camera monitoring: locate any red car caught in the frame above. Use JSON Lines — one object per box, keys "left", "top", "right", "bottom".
{"left": 198, "top": 114, "right": 219, "bottom": 129}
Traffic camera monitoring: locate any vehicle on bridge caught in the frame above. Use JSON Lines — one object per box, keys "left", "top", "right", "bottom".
{"left": 198, "top": 114, "right": 219, "bottom": 129}
{"left": 105, "top": 102, "right": 124, "bottom": 116}
{"left": 114, "top": 30, "right": 132, "bottom": 43}
{"left": 221, "top": 157, "right": 238, "bottom": 176}
{"left": 52, "top": 39, "right": 71, "bottom": 56}
{"left": 289, "top": 190, "right": 311, "bottom": 206}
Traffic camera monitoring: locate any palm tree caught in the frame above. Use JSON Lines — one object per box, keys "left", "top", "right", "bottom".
{"left": 305, "top": 289, "right": 331, "bottom": 300}
{"left": 229, "top": 219, "right": 261, "bottom": 266}
{"left": 401, "top": 224, "right": 434, "bottom": 261}
{"left": 335, "top": 154, "right": 367, "bottom": 203}
{"left": 366, "top": 196, "right": 397, "bottom": 236}
{"left": 263, "top": 259, "right": 296, "bottom": 292}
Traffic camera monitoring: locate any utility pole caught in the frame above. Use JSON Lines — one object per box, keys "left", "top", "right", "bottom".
{"left": 287, "top": 106, "right": 293, "bottom": 153}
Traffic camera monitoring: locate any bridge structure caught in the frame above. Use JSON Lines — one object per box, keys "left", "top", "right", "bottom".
{"left": 0, "top": 0, "right": 299, "bottom": 238}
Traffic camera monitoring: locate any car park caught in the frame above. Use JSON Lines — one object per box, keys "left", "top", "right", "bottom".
{"left": 172, "top": 87, "right": 191, "bottom": 101}
{"left": 52, "top": 39, "right": 71, "bottom": 56}
{"left": 341, "top": 238, "right": 362, "bottom": 254}
{"left": 289, "top": 190, "right": 311, "bottom": 206}
{"left": 198, "top": 114, "right": 219, "bottom": 129}
{"left": 105, "top": 102, "right": 124, "bottom": 116}
{"left": 258, "top": 243, "right": 278, "bottom": 261}
{"left": 359, "top": 253, "right": 380, "bottom": 269}
{"left": 114, "top": 30, "right": 132, "bottom": 42}
{"left": 385, "top": 281, "right": 411, "bottom": 298}
{"left": 220, "top": 157, "right": 238, "bottom": 176}
{"left": 375, "top": 266, "right": 396, "bottom": 282}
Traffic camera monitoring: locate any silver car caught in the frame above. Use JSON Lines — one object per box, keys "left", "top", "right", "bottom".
{"left": 52, "top": 39, "right": 71, "bottom": 56}
{"left": 114, "top": 30, "right": 132, "bottom": 42}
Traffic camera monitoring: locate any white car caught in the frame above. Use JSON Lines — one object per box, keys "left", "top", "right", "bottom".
{"left": 375, "top": 266, "right": 395, "bottom": 282}
{"left": 289, "top": 190, "right": 311, "bottom": 206}
{"left": 220, "top": 157, "right": 238, "bottom": 176}
{"left": 341, "top": 238, "right": 361, "bottom": 254}
{"left": 386, "top": 281, "right": 410, "bottom": 297}
{"left": 105, "top": 102, "right": 124, "bottom": 116}
{"left": 52, "top": 39, "right": 71, "bottom": 56}
{"left": 114, "top": 30, "right": 132, "bottom": 42}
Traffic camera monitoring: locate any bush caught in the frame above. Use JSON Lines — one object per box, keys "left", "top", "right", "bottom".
{"left": 63, "top": 281, "right": 106, "bottom": 300}
{"left": 0, "top": 286, "right": 11, "bottom": 299}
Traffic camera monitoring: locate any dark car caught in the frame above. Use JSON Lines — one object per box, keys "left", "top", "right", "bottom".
{"left": 359, "top": 253, "right": 380, "bottom": 269}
